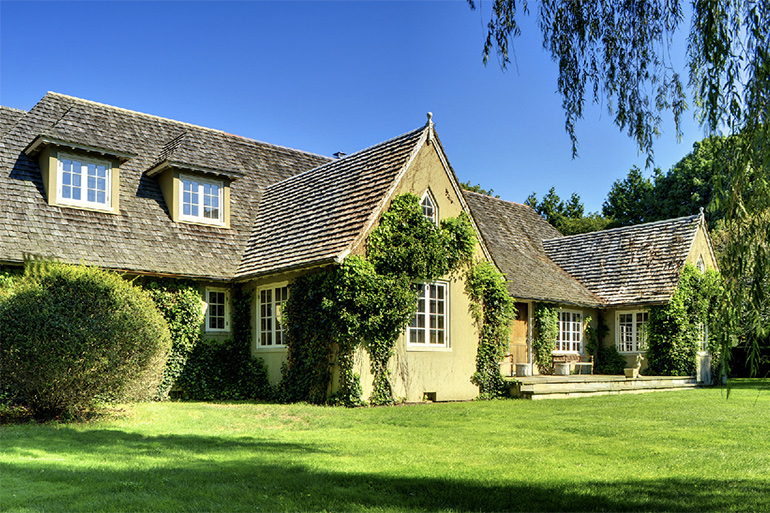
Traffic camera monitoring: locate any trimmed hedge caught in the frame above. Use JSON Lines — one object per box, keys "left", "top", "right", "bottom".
{"left": 0, "top": 261, "right": 172, "bottom": 418}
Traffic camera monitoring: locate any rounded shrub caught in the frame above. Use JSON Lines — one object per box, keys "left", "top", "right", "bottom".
{"left": 0, "top": 261, "right": 172, "bottom": 418}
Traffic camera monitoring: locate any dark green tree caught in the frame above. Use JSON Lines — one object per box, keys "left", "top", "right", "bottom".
{"left": 602, "top": 166, "right": 655, "bottom": 227}
{"left": 527, "top": 188, "right": 610, "bottom": 235}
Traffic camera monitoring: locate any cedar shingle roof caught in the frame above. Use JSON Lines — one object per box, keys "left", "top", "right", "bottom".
{"left": 463, "top": 191, "right": 603, "bottom": 307}
{"left": 543, "top": 215, "right": 703, "bottom": 306}
{"left": 0, "top": 92, "right": 330, "bottom": 279}
{"left": 0, "top": 106, "right": 25, "bottom": 139}
{"left": 236, "top": 126, "right": 428, "bottom": 279}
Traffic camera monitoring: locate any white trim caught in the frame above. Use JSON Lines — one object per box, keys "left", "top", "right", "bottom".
{"left": 204, "top": 287, "right": 230, "bottom": 332}
{"left": 420, "top": 189, "right": 438, "bottom": 225}
{"left": 56, "top": 152, "right": 112, "bottom": 211}
{"left": 406, "top": 281, "right": 450, "bottom": 350}
{"left": 256, "top": 282, "right": 289, "bottom": 349}
{"left": 615, "top": 310, "right": 649, "bottom": 353}
{"left": 179, "top": 173, "right": 225, "bottom": 225}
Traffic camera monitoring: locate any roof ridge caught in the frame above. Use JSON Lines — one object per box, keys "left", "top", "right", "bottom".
{"left": 463, "top": 190, "right": 532, "bottom": 208}
{"left": 0, "top": 105, "right": 27, "bottom": 114}
{"left": 263, "top": 124, "right": 428, "bottom": 192}
{"left": 44, "top": 92, "right": 332, "bottom": 161}
{"left": 545, "top": 214, "right": 700, "bottom": 242}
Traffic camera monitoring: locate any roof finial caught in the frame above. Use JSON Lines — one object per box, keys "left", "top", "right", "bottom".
{"left": 699, "top": 206, "right": 704, "bottom": 216}
{"left": 426, "top": 112, "right": 434, "bottom": 144}
{"left": 427, "top": 112, "right": 433, "bottom": 125}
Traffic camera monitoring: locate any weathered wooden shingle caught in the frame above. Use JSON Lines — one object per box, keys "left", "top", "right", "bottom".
{"left": 543, "top": 215, "right": 702, "bottom": 306}
{"left": 236, "top": 126, "right": 428, "bottom": 279}
{"left": 0, "top": 93, "right": 330, "bottom": 279}
{"left": 0, "top": 106, "right": 25, "bottom": 139}
{"left": 464, "top": 191, "right": 603, "bottom": 307}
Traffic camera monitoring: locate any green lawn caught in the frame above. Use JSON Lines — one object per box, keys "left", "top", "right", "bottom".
{"left": 2, "top": 380, "right": 769, "bottom": 512}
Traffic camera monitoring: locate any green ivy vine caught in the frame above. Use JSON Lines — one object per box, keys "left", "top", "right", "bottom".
{"left": 142, "top": 279, "right": 204, "bottom": 399}
{"left": 646, "top": 264, "right": 724, "bottom": 379}
{"left": 465, "top": 261, "right": 516, "bottom": 399}
{"left": 533, "top": 303, "right": 559, "bottom": 374}
{"left": 584, "top": 314, "right": 626, "bottom": 375}
{"left": 280, "top": 193, "right": 475, "bottom": 406}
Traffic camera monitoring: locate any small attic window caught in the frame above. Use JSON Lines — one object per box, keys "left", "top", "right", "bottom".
{"left": 57, "top": 153, "right": 112, "bottom": 210}
{"left": 180, "top": 174, "right": 223, "bottom": 225}
{"left": 421, "top": 190, "right": 438, "bottom": 225}
{"left": 696, "top": 255, "right": 706, "bottom": 273}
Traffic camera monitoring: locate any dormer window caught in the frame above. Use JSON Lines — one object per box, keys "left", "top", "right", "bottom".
{"left": 179, "top": 174, "right": 223, "bottom": 224}
{"left": 58, "top": 153, "right": 111, "bottom": 209}
{"left": 421, "top": 190, "right": 437, "bottom": 224}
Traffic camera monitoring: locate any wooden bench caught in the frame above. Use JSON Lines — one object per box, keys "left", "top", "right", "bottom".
{"left": 574, "top": 355, "right": 594, "bottom": 375}
{"left": 553, "top": 355, "right": 594, "bottom": 375}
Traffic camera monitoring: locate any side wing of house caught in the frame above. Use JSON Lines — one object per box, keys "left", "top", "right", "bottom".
{"left": 464, "top": 192, "right": 603, "bottom": 374}
{"left": 545, "top": 214, "right": 717, "bottom": 369}
{"left": 236, "top": 120, "right": 492, "bottom": 401}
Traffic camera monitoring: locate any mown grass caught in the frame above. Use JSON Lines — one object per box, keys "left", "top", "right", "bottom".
{"left": 1, "top": 379, "right": 769, "bottom": 512}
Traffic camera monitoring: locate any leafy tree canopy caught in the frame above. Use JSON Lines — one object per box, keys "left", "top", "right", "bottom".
{"left": 526, "top": 187, "right": 611, "bottom": 235}
{"left": 460, "top": 181, "right": 500, "bottom": 198}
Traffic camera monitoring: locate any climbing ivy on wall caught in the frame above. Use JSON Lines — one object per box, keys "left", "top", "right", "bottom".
{"left": 533, "top": 303, "right": 559, "bottom": 374}
{"left": 646, "top": 264, "right": 724, "bottom": 378}
{"left": 143, "top": 279, "right": 204, "bottom": 399}
{"left": 465, "top": 261, "right": 516, "bottom": 399}
{"left": 280, "top": 193, "right": 476, "bottom": 406}
{"left": 176, "top": 285, "right": 273, "bottom": 401}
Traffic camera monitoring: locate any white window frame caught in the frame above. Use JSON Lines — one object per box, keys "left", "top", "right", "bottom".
{"left": 697, "top": 322, "right": 709, "bottom": 353}
{"left": 57, "top": 152, "right": 112, "bottom": 210}
{"left": 554, "top": 310, "right": 583, "bottom": 353}
{"left": 420, "top": 189, "right": 438, "bottom": 225}
{"left": 256, "top": 283, "right": 289, "bottom": 349}
{"left": 179, "top": 173, "right": 224, "bottom": 225}
{"left": 204, "top": 287, "right": 230, "bottom": 332}
{"left": 407, "top": 281, "right": 449, "bottom": 350}
{"left": 615, "top": 310, "right": 649, "bottom": 353}
{"left": 696, "top": 255, "right": 706, "bottom": 273}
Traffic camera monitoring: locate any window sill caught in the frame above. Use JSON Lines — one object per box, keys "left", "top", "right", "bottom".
{"left": 406, "top": 345, "right": 452, "bottom": 353}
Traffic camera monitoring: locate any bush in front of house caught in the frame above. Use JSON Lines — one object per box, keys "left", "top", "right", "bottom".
{"left": 175, "top": 338, "right": 273, "bottom": 401}
{"left": 0, "top": 261, "right": 172, "bottom": 419}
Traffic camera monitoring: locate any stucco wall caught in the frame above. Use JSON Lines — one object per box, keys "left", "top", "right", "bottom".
{"left": 245, "top": 268, "right": 327, "bottom": 383}
{"left": 686, "top": 223, "right": 717, "bottom": 270}
{"left": 353, "top": 140, "right": 483, "bottom": 402}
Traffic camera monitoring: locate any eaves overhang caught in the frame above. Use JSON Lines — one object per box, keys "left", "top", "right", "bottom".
{"left": 145, "top": 159, "right": 245, "bottom": 181}
{"left": 23, "top": 135, "right": 135, "bottom": 162}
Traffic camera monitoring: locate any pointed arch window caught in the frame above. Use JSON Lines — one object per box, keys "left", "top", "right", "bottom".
{"left": 421, "top": 190, "right": 437, "bottom": 224}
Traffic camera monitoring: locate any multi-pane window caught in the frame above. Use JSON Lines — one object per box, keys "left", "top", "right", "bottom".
{"left": 697, "top": 322, "right": 709, "bottom": 352}
{"left": 555, "top": 311, "right": 583, "bottom": 352}
{"left": 180, "top": 174, "right": 223, "bottom": 223}
{"left": 616, "top": 311, "right": 649, "bottom": 353}
{"left": 205, "top": 288, "right": 229, "bottom": 332}
{"left": 58, "top": 154, "right": 111, "bottom": 208}
{"left": 258, "top": 285, "right": 289, "bottom": 347}
{"left": 408, "top": 282, "right": 447, "bottom": 347}
{"left": 421, "top": 191, "right": 437, "bottom": 224}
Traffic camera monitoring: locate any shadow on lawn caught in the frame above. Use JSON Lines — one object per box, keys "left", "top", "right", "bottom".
{"left": 2, "top": 428, "right": 768, "bottom": 512}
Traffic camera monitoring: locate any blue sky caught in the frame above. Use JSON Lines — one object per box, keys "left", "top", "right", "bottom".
{"left": 0, "top": 1, "right": 706, "bottom": 213}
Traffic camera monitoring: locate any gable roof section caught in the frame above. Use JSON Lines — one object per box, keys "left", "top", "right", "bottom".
{"left": 0, "top": 92, "right": 330, "bottom": 279}
{"left": 543, "top": 215, "right": 703, "bottom": 306}
{"left": 463, "top": 191, "right": 603, "bottom": 307}
{"left": 236, "top": 126, "right": 428, "bottom": 279}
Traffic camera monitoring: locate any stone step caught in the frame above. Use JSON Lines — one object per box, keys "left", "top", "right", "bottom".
{"left": 512, "top": 376, "right": 698, "bottom": 400}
